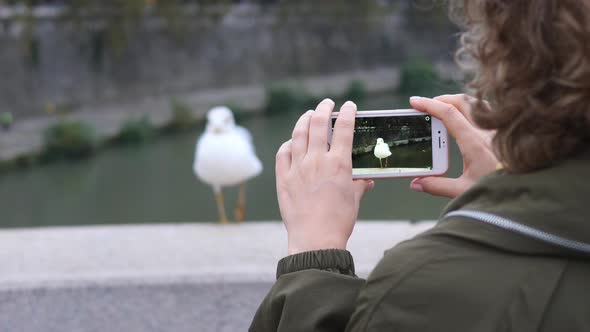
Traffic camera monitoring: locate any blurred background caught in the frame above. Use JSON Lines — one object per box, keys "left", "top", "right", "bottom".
{"left": 0, "top": 0, "right": 463, "bottom": 228}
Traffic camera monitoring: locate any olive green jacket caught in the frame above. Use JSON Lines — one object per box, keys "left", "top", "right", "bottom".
{"left": 250, "top": 149, "right": 590, "bottom": 332}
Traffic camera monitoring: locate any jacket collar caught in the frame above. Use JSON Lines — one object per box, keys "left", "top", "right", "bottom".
{"left": 427, "top": 148, "right": 590, "bottom": 258}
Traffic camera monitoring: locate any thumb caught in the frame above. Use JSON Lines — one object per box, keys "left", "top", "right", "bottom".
{"left": 353, "top": 180, "right": 375, "bottom": 200}
{"left": 410, "top": 177, "right": 465, "bottom": 199}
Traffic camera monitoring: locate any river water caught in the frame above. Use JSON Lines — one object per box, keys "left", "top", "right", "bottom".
{"left": 0, "top": 96, "right": 462, "bottom": 227}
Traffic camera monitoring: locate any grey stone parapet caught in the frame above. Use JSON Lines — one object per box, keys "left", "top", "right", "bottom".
{"left": 0, "top": 221, "right": 435, "bottom": 332}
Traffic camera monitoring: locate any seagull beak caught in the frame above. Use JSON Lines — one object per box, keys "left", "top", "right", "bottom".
{"left": 212, "top": 127, "right": 222, "bottom": 134}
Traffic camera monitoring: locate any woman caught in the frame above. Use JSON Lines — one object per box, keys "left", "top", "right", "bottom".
{"left": 250, "top": 0, "right": 590, "bottom": 331}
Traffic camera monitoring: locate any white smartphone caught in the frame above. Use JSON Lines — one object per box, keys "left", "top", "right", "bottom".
{"left": 330, "top": 109, "right": 449, "bottom": 179}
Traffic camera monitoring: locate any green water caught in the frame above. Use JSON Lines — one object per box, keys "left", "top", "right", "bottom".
{"left": 0, "top": 96, "right": 463, "bottom": 227}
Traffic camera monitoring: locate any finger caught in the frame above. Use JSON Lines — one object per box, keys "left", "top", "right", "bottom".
{"left": 275, "top": 140, "right": 292, "bottom": 176}
{"left": 353, "top": 180, "right": 375, "bottom": 200}
{"left": 291, "top": 110, "right": 314, "bottom": 162}
{"left": 410, "top": 177, "right": 466, "bottom": 199}
{"left": 433, "top": 94, "right": 476, "bottom": 124}
{"left": 330, "top": 101, "right": 357, "bottom": 156}
{"left": 308, "top": 98, "right": 335, "bottom": 154}
{"left": 409, "top": 96, "right": 480, "bottom": 147}
{"left": 434, "top": 94, "right": 495, "bottom": 145}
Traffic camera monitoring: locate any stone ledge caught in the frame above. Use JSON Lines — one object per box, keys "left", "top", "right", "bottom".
{"left": 0, "top": 221, "right": 435, "bottom": 332}
{"left": 0, "top": 221, "right": 435, "bottom": 288}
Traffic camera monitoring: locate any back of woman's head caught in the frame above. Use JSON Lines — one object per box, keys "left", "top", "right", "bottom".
{"left": 451, "top": 0, "right": 590, "bottom": 172}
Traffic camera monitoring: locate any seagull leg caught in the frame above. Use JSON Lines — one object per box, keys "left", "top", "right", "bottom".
{"left": 235, "top": 182, "right": 246, "bottom": 223}
{"left": 379, "top": 158, "right": 383, "bottom": 168}
{"left": 385, "top": 157, "right": 388, "bottom": 168}
{"left": 215, "top": 190, "right": 229, "bottom": 224}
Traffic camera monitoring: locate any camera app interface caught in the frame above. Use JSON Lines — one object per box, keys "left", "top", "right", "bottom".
{"left": 336, "top": 115, "right": 433, "bottom": 175}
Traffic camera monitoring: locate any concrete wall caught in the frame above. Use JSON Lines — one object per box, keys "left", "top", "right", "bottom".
{"left": 0, "top": 221, "right": 435, "bottom": 332}
{"left": 0, "top": 4, "right": 456, "bottom": 118}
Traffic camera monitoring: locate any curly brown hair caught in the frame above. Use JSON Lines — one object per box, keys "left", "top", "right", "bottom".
{"left": 450, "top": 0, "right": 590, "bottom": 172}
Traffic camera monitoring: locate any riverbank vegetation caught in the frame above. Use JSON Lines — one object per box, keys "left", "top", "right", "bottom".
{"left": 41, "top": 121, "right": 97, "bottom": 161}
{"left": 399, "top": 59, "right": 455, "bottom": 98}
{"left": 113, "top": 116, "right": 157, "bottom": 145}
{"left": 264, "top": 80, "right": 369, "bottom": 115}
{"left": 0, "top": 60, "right": 460, "bottom": 173}
{"left": 164, "top": 99, "right": 200, "bottom": 132}
{"left": 264, "top": 60, "right": 458, "bottom": 115}
{"left": 0, "top": 112, "right": 14, "bottom": 130}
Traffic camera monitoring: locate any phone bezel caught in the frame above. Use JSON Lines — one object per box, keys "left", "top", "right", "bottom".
{"left": 330, "top": 109, "right": 449, "bottom": 179}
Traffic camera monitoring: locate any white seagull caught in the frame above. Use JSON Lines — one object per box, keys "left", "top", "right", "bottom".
{"left": 374, "top": 138, "right": 392, "bottom": 168}
{"left": 193, "top": 106, "right": 263, "bottom": 223}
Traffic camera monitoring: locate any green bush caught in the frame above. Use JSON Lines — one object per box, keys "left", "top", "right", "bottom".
{"left": 42, "top": 121, "right": 97, "bottom": 160}
{"left": 264, "top": 83, "right": 371, "bottom": 114}
{"left": 343, "top": 80, "right": 368, "bottom": 105}
{"left": 227, "top": 104, "right": 251, "bottom": 123}
{"left": 115, "top": 116, "right": 156, "bottom": 144}
{"left": 264, "top": 85, "right": 300, "bottom": 114}
{"left": 298, "top": 93, "right": 322, "bottom": 112}
{"left": 0, "top": 159, "right": 13, "bottom": 172}
{"left": 14, "top": 154, "right": 36, "bottom": 168}
{"left": 167, "top": 99, "right": 197, "bottom": 131}
{"left": 0, "top": 112, "right": 13, "bottom": 129}
{"left": 398, "top": 59, "right": 440, "bottom": 97}
{"left": 264, "top": 85, "right": 318, "bottom": 114}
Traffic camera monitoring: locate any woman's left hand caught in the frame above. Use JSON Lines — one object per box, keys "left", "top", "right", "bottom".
{"left": 275, "top": 99, "right": 374, "bottom": 255}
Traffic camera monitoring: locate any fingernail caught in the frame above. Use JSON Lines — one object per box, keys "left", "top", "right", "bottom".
{"left": 322, "top": 98, "right": 335, "bottom": 105}
{"left": 368, "top": 180, "right": 375, "bottom": 190}
{"left": 410, "top": 96, "right": 423, "bottom": 103}
{"left": 410, "top": 181, "right": 423, "bottom": 192}
{"left": 306, "top": 110, "right": 314, "bottom": 114}
{"left": 342, "top": 100, "right": 357, "bottom": 109}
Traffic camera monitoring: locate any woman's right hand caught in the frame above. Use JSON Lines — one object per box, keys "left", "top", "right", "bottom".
{"left": 409, "top": 94, "right": 499, "bottom": 199}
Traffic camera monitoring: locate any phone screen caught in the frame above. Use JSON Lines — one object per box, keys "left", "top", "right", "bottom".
{"left": 333, "top": 114, "right": 433, "bottom": 175}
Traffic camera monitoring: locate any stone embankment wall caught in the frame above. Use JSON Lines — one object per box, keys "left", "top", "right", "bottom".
{"left": 0, "top": 4, "right": 456, "bottom": 118}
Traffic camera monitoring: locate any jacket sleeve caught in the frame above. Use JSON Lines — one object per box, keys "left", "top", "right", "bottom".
{"left": 249, "top": 249, "right": 366, "bottom": 332}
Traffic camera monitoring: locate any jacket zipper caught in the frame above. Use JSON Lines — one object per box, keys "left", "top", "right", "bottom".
{"left": 443, "top": 210, "right": 590, "bottom": 254}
